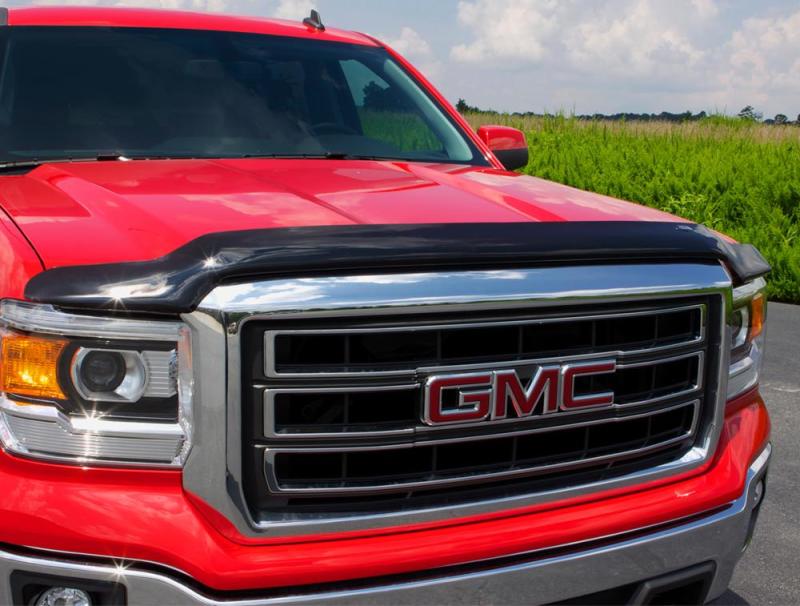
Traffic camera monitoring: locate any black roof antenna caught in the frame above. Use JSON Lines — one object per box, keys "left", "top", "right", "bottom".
{"left": 303, "top": 9, "right": 325, "bottom": 32}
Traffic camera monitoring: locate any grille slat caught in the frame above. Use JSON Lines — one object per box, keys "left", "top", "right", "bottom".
{"left": 267, "top": 401, "right": 698, "bottom": 494}
{"left": 265, "top": 305, "right": 704, "bottom": 378}
{"left": 264, "top": 351, "right": 702, "bottom": 438}
{"left": 243, "top": 299, "right": 713, "bottom": 517}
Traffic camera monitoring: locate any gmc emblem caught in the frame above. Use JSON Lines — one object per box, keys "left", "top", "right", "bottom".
{"left": 423, "top": 360, "right": 616, "bottom": 426}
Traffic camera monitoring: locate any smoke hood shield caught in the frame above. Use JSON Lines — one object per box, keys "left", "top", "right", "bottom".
{"left": 24, "top": 222, "right": 770, "bottom": 314}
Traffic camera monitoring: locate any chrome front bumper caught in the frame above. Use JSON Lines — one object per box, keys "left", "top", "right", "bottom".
{"left": 0, "top": 444, "right": 770, "bottom": 606}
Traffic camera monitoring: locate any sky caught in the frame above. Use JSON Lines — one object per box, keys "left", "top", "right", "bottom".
{"left": 8, "top": 0, "right": 800, "bottom": 119}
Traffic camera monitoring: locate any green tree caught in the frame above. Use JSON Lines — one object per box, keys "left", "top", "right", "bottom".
{"left": 456, "top": 98, "right": 484, "bottom": 113}
{"left": 738, "top": 106, "right": 762, "bottom": 121}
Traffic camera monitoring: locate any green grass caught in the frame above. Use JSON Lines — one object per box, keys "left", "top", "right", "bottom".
{"left": 358, "top": 109, "right": 441, "bottom": 152}
{"left": 465, "top": 113, "right": 800, "bottom": 303}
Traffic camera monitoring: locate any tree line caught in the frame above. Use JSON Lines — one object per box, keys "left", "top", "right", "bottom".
{"left": 455, "top": 99, "right": 799, "bottom": 125}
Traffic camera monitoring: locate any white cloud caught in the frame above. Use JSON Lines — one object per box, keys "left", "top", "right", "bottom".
{"left": 450, "top": 0, "right": 711, "bottom": 77}
{"left": 691, "top": 0, "right": 718, "bottom": 19}
{"left": 566, "top": 1, "right": 706, "bottom": 78}
{"left": 379, "top": 25, "right": 443, "bottom": 80}
{"left": 715, "top": 9, "right": 800, "bottom": 112}
{"left": 383, "top": 26, "right": 432, "bottom": 58}
{"left": 451, "top": 0, "right": 562, "bottom": 64}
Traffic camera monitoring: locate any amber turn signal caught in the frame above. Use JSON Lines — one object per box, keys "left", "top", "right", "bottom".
{"left": 750, "top": 294, "right": 765, "bottom": 340}
{"left": 0, "top": 333, "right": 68, "bottom": 400}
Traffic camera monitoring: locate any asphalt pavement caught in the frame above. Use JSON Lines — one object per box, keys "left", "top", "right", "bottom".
{"left": 713, "top": 302, "right": 800, "bottom": 605}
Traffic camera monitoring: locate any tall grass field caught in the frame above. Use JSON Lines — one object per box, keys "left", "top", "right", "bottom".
{"left": 464, "top": 113, "right": 800, "bottom": 303}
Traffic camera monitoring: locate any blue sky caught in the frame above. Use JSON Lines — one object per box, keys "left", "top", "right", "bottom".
{"left": 10, "top": 0, "right": 800, "bottom": 119}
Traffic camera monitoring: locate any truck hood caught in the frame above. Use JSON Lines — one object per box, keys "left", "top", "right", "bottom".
{"left": 0, "top": 158, "right": 683, "bottom": 268}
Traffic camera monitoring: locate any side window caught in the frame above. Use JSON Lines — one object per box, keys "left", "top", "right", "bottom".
{"left": 339, "top": 59, "right": 443, "bottom": 155}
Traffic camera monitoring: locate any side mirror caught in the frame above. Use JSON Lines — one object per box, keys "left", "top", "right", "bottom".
{"left": 477, "top": 125, "right": 529, "bottom": 171}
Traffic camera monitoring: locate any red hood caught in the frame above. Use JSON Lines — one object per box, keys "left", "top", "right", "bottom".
{"left": 0, "top": 159, "right": 684, "bottom": 268}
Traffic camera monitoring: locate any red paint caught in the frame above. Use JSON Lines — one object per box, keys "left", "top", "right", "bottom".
{"left": 0, "top": 390, "right": 769, "bottom": 591}
{"left": 0, "top": 10, "right": 683, "bottom": 271}
{"left": 478, "top": 125, "right": 528, "bottom": 152}
{"left": 0, "top": 208, "right": 44, "bottom": 298}
{"left": 7, "top": 7, "right": 377, "bottom": 47}
{"left": 0, "top": 160, "right": 685, "bottom": 270}
{"left": 425, "top": 374, "right": 493, "bottom": 424}
{"left": 494, "top": 367, "right": 560, "bottom": 418}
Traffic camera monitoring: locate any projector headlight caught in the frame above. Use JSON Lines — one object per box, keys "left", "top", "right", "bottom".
{"left": 728, "top": 278, "right": 767, "bottom": 401}
{"left": 0, "top": 300, "right": 192, "bottom": 467}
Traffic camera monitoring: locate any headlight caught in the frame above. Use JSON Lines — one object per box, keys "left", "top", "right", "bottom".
{"left": 728, "top": 278, "right": 767, "bottom": 400}
{"left": 0, "top": 300, "right": 192, "bottom": 467}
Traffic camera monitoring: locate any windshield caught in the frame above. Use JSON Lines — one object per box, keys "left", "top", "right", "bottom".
{"left": 0, "top": 27, "right": 486, "bottom": 166}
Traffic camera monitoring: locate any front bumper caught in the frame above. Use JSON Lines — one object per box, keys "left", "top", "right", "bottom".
{"left": 0, "top": 443, "right": 770, "bottom": 605}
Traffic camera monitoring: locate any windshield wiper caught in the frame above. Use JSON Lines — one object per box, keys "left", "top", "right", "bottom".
{"left": 0, "top": 153, "right": 210, "bottom": 174}
{"left": 240, "top": 152, "right": 397, "bottom": 161}
{"left": 0, "top": 159, "right": 50, "bottom": 174}
{"left": 0, "top": 153, "right": 135, "bottom": 174}
{"left": 0, "top": 152, "right": 399, "bottom": 174}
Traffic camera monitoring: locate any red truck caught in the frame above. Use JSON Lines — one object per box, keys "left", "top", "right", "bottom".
{"left": 0, "top": 7, "right": 772, "bottom": 605}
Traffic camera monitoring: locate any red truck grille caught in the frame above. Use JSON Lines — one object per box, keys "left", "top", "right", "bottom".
{"left": 241, "top": 299, "right": 715, "bottom": 518}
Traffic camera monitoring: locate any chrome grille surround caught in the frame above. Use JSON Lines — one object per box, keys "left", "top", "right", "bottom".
{"left": 182, "top": 263, "right": 733, "bottom": 537}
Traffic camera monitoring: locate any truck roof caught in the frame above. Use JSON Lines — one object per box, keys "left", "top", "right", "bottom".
{"left": 3, "top": 6, "right": 379, "bottom": 47}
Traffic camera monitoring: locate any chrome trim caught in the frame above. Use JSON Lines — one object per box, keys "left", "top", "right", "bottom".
{"left": 0, "top": 397, "right": 184, "bottom": 467}
{"left": 264, "top": 384, "right": 419, "bottom": 439}
{"left": 729, "top": 353, "right": 755, "bottom": 379}
{"left": 143, "top": 350, "right": 179, "bottom": 399}
{"left": 423, "top": 370, "right": 497, "bottom": 425}
{"left": 731, "top": 307, "right": 750, "bottom": 349}
{"left": 0, "top": 444, "right": 771, "bottom": 606}
{"left": 203, "top": 267, "right": 722, "bottom": 316}
{"left": 0, "top": 300, "right": 181, "bottom": 341}
{"left": 0, "top": 398, "right": 183, "bottom": 438}
{"left": 732, "top": 278, "right": 767, "bottom": 306}
{"left": 182, "top": 263, "right": 732, "bottom": 537}
{"left": 266, "top": 399, "right": 699, "bottom": 454}
{"left": 728, "top": 340, "right": 762, "bottom": 400}
{"left": 728, "top": 278, "right": 767, "bottom": 400}
{"left": 70, "top": 348, "right": 149, "bottom": 403}
{"left": 0, "top": 305, "right": 194, "bottom": 467}
{"left": 264, "top": 400, "right": 700, "bottom": 495}
{"left": 70, "top": 348, "right": 177, "bottom": 402}
{"left": 262, "top": 351, "right": 704, "bottom": 439}
{"left": 264, "top": 303, "right": 706, "bottom": 379}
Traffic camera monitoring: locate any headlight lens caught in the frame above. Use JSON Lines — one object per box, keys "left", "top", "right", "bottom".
{"left": 728, "top": 278, "right": 767, "bottom": 400}
{"left": 71, "top": 348, "right": 150, "bottom": 402}
{"left": 76, "top": 350, "right": 129, "bottom": 393}
{"left": 0, "top": 300, "right": 192, "bottom": 467}
{"left": 0, "top": 333, "right": 68, "bottom": 400}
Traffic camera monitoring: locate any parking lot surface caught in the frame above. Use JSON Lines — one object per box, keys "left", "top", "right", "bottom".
{"left": 713, "top": 302, "right": 800, "bottom": 605}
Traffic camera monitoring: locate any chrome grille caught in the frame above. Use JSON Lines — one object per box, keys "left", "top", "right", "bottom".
{"left": 265, "top": 304, "right": 704, "bottom": 378}
{"left": 268, "top": 401, "right": 698, "bottom": 494}
{"left": 182, "top": 263, "right": 731, "bottom": 537}
{"left": 242, "top": 301, "right": 713, "bottom": 508}
{"left": 264, "top": 349, "right": 703, "bottom": 439}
